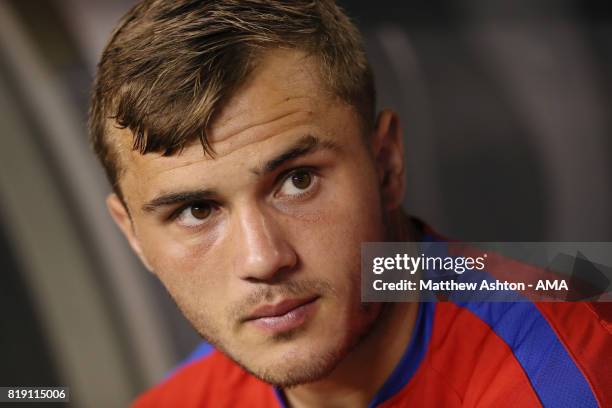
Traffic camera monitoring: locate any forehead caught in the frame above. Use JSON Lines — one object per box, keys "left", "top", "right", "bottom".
{"left": 210, "top": 49, "right": 330, "bottom": 146}
{"left": 110, "top": 49, "right": 361, "bottom": 202}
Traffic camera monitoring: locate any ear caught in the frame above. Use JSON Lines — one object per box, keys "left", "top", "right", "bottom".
{"left": 106, "top": 193, "right": 153, "bottom": 271}
{"left": 371, "top": 109, "right": 405, "bottom": 210}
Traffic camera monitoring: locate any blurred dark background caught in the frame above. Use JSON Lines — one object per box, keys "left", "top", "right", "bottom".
{"left": 1, "top": 0, "right": 611, "bottom": 406}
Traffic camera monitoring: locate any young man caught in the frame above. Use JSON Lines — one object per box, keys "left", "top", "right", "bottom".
{"left": 90, "top": 1, "right": 610, "bottom": 406}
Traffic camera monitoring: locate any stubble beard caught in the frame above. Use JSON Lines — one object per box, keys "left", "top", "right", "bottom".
{"left": 211, "top": 300, "right": 385, "bottom": 388}
{"left": 174, "top": 278, "right": 386, "bottom": 388}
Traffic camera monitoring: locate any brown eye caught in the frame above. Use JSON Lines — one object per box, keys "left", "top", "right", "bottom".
{"left": 190, "top": 204, "right": 212, "bottom": 219}
{"left": 291, "top": 171, "right": 312, "bottom": 190}
{"left": 277, "top": 168, "right": 318, "bottom": 199}
{"left": 176, "top": 202, "right": 215, "bottom": 228}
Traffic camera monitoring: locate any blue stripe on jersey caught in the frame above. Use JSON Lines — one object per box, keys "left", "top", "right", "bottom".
{"left": 183, "top": 342, "right": 215, "bottom": 364}
{"left": 422, "top": 233, "right": 597, "bottom": 406}
{"left": 456, "top": 301, "right": 598, "bottom": 407}
{"left": 273, "top": 384, "right": 288, "bottom": 408}
{"left": 166, "top": 342, "right": 215, "bottom": 380}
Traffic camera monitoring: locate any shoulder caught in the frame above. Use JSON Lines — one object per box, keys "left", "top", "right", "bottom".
{"left": 430, "top": 301, "right": 611, "bottom": 407}
{"left": 131, "top": 350, "right": 280, "bottom": 408}
{"left": 535, "top": 302, "right": 611, "bottom": 407}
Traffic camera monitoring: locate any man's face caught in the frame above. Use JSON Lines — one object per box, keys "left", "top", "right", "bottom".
{"left": 109, "top": 50, "right": 401, "bottom": 386}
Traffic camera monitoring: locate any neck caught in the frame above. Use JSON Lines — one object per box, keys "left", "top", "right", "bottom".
{"left": 283, "top": 211, "right": 420, "bottom": 408}
{"left": 389, "top": 210, "right": 421, "bottom": 242}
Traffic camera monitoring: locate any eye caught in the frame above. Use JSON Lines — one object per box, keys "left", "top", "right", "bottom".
{"left": 176, "top": 202, "right": 214, "bottom": 227}
{"left": 277, "top": 169, "right": 317, "bottom": 198}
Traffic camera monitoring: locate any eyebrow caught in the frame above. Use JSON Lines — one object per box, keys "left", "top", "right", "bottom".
{"left": 252, "top": 134, "right": 341, "bottom": 176}
{"left": 141, "top": 134, "right": 340, "bottom": 213}
{"left": 142, "top": 189, "right": 217, "bottom": 213}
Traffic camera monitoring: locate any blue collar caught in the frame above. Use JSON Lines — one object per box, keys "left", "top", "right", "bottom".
{"left": 367, "top": 301, "right": 433, "bottom": 407}
{"left": 274, "top": 301, "right": 434, "bottom": 408}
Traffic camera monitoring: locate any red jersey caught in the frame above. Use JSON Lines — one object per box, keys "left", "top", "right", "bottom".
{"left": 132, "top": 300, "right": 611, "bottom": 407}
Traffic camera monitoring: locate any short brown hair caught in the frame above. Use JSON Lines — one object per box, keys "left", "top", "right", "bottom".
{"left": 89, "top": 0, "right": 375, "bottom": 191}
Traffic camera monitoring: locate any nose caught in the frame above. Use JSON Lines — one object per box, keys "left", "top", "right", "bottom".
{"left": 232, "top": 204, "right": 297, "bottom": 282}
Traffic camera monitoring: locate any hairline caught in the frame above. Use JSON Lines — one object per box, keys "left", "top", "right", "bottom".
{"left": 106, "top": 51, "right": 373, "bottom": 204}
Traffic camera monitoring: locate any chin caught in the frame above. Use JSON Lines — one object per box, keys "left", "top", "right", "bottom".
{"left": 234, "top": 310, "right": 382, "bottom": 387}
{"left": 244, "top": 338, "right": 349, "bottom": 388}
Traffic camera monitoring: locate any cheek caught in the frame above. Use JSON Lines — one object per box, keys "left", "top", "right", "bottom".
{"left": 138, "top": 225, "right": 229, "bottom": 313}
{"left": 139, "top": 216, "right": 223, "bottom": 275}
{"left": 293, "top": 168, "right": 385, "bottom": 281}
{"left": 328, "top": 163, "right": 385, "bottom": 239}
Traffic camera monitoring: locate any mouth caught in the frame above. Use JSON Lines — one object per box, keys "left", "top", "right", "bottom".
{"left": 244, "top": 296, "right": 319, "bottom": 333}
